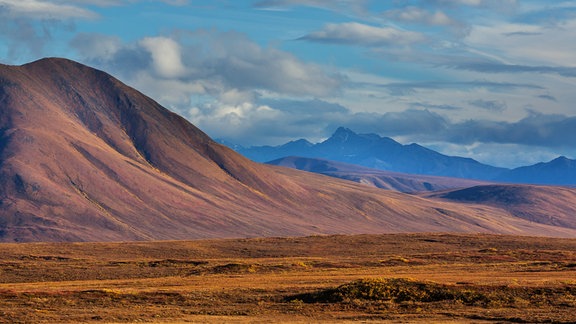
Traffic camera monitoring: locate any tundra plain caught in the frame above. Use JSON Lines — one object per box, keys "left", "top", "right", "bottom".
{"left": 0, "top": 233, "right": 575, "bottom": 323}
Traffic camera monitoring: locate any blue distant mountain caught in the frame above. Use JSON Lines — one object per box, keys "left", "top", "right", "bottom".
{"left": 233, "top": 138, "right": 314, "bottom": 163}
{"left": 232, "top": 127, "right": 576, "bottom": 185}
{"left": 235, "top": 127, "right": 507, "bottom": 180}
{"left": 498, "top": 156, "right": 576, "bottom": 186}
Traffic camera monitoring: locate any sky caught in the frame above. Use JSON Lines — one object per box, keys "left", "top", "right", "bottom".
{"left": 1, "top": 0, "right": 576, "bottom": 168}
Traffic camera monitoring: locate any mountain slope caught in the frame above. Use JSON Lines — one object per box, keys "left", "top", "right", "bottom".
{"left": 268, "top": 156, "right": 487, "bottom": 193}
{"left": 1, "top": 58, "right": 575, "bottom": 242}
{"left": 238, "top": 127, "right": 507, "bottom": 180}
{"left": 425, "top": 185, "right": 576, "bottom": 230}
{"left": 498, "top": 156, "right": 576, "bottom": 185}
{"left": 0, "top": 58, "right": 316, "bottom": 241}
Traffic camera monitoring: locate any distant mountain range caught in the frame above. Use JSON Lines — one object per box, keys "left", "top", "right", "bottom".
{"left": 236, "top": 127, "right": 505, "bottom": 180}
{"left": 234, "top": 127, "right": 576, "bottom": 185}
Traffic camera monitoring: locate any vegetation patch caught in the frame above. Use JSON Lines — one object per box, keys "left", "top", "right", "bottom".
{"left": 211, "top": 263, "right": 258, "bottom": 274}
{"left": 289, "top": 278, "right": 576, "bottom": 308}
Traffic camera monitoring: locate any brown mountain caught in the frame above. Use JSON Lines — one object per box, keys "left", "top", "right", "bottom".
{"left": 1, "top": 58, "right": 575, "bottom": 242}
{"left": 267, "top": 156, "right": 488, "bottom": 193}
{"left": 424, "top": 185, "right": 576, "bottom": 230}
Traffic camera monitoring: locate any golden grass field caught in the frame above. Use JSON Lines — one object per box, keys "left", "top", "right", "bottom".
{"left": 0, "top": 233, "right": 575, "bottom": 323}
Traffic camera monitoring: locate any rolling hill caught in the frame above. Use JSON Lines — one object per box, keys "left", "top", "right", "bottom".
{"left": 424, "top": 184, "right": 576, "bottom": 230}
{"left": 1, "top": 58, "right": 575, "bottom": 242}
{"left": 267, "top": 156, "right": 487, "bottom": 193}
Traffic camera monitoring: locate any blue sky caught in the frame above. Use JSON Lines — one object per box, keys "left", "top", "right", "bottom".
{"left": 1, "top": 0, "right": 576, "bottom": 167}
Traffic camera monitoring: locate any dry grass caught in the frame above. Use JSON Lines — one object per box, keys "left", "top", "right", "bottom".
{"left": 0, "top": 233, "right": 575, "bottom": 323}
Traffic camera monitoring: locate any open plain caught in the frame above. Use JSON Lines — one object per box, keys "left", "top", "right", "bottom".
{"left": 0, "top": 233, "right": 575, "bottom": 323}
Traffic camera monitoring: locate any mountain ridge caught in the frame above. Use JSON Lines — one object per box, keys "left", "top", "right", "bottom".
{"left": 498, "top": 156, "right": 576, "bottom": 186}
{"left": 235, "top": 127, "right": 576, "bottom": 185}
{"left": 236, "top": 127, "right": 507, "bottom": 180}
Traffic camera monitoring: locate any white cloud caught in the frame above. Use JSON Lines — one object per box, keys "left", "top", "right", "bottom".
{"left": 436, "top": 0, "right": 483, "bottom": 5}
{"left": 466, "top": 21, "right": 576, "bottom": 66}
{"left": 66, "top": 0, "right": 122, "bottom": 5}
{"left": 189, "top": 97, "right": 355, "bottom": 146}
{"left": 189, "top": 30, "right": 345, "bottom": 97}
{"left": 139, "top": 36, "right": 187, "bottom": 78}
{"left": 71, "top": 30, "right": 345, "bottom": 124}
{"left": 254, "top": 0, "right": 367, "bottom": 14}
{"left": 300, "top": 22, "right": 425, "bottom": 46}
{"left": 425, "top": 0, "right": 518, "bottom": 12}
{"left": 160, "top": 0, "right": 189, "bottom": 5}
{"left": 0, "top": 0, "right": 98, "bottom": 19}
{"left": 189, "top": 101, "right": 284, "bottom": 144}
{"left": 384, "top": 7, "right": 455, "bottom": 26}
{"left": 219, "top": 89, "right": 258, "bottom": 105}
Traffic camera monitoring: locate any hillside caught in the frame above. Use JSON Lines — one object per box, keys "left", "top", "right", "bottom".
{"left": 1, "top": 58, "right": 575, "bottom": 241}
{"left": 425, "top": 184, "right": 576, "bottom": 230}
{"left": 268, "top": 156, "right": 487, "bottom": 193}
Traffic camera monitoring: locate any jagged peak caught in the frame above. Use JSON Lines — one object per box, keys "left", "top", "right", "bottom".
{"left": 332, "top": 126, "right": 355, "bottom": 136}
{"left": 325, "top": 127, "right": 402, "bottom": 147}
{"left": 325, "top": 127, "right": 358, "bottom": 144}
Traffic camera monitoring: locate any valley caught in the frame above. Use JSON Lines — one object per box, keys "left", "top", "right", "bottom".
{"left": 0, "top": 233, "right": 575, "bottom": 323}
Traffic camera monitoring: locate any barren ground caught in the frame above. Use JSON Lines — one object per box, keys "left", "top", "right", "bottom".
{"left": 0, "top": 233, "right": 575, "bottom": 323}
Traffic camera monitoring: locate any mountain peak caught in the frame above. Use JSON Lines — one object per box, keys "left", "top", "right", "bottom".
{"left": 20, "top": 57, "right": 103, "bottom": 77}
{"left": 24, "top": 57, "right": 81, "bottom": 67}
{"left": 281, "top": 138, "right": 313, "bottom": 148}
{"left": 330, "top": 127, "right": 356, "bottom": 142}
{"left": 334, "top": 126, "right": 355, "bottom": 135}
{"left": 497, "top": 156, "right": 576, "bottom": 185}
{"left": 551, "top": 156, "right": 572, "bottom": 164}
